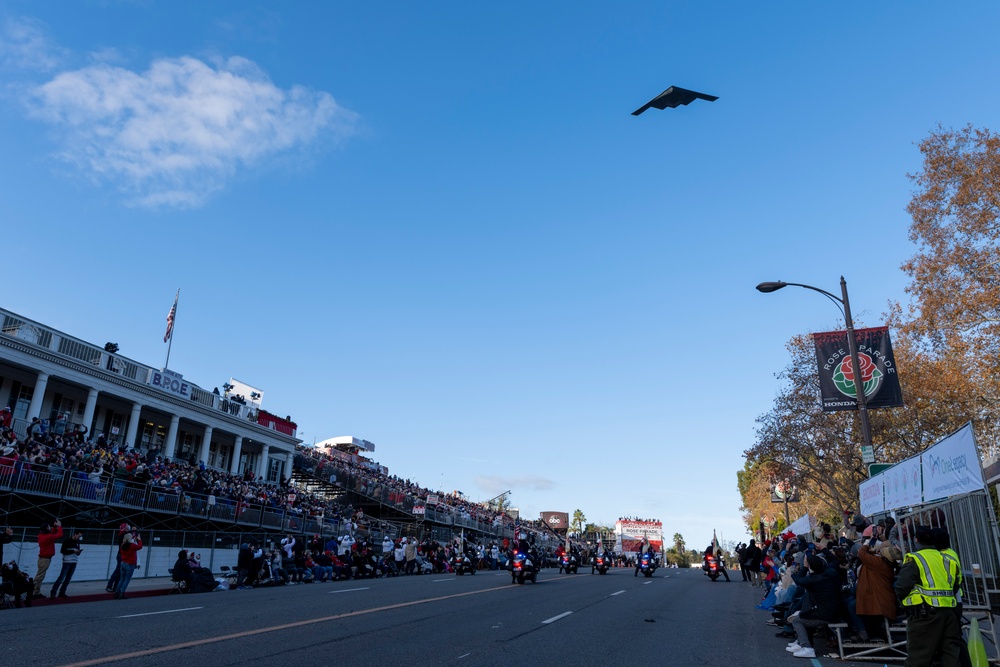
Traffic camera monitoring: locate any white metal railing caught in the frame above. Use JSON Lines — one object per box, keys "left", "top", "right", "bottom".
{"left": 57, "top": 336, "right": 103, "bottom": 365}
{"left": 0, "top": 306, "right": 298, "bottom": 437}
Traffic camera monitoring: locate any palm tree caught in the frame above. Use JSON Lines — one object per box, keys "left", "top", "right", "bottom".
{"left": 673, "top": 533, "right": 686, "bottom": 554}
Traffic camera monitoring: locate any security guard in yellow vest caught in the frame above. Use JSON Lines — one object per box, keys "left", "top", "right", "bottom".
{"left": 894, "top": 526, "right": 966, "bottom": 666}
{"left": 933, "top": 528, "right": 973, "bottom": 667}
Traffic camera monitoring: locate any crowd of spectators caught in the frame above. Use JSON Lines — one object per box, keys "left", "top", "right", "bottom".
{"left": 0, "top": 426, "right": 377, "bottom": 535}
{"left": 294, "top": 445, "right": 517, "bottom": 532}
{"left": 735, "top": 512, "right": 914, "bottom": 660}
{"left": 0, "top": 423, "right": 527, "bottom": 608}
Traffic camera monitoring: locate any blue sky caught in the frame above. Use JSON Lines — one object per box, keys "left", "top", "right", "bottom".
{"left": 2, "top": 2, "right": 997, "bottom": 549}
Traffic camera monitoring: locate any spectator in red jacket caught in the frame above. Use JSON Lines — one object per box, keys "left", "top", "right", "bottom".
{"left": 114, "top": 531, "right": 142, "bottom": 599}
{"left": 33, "top": 519, "right": 63, "bottom": 596}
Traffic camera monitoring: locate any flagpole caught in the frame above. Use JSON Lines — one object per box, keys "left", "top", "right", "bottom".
{"left": 165, "top": 289, "right": 179, "bottom": 369}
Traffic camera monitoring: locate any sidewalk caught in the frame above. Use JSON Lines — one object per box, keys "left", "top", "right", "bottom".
{"left": 28, "top": 576, "right": 174, "bottom": 607}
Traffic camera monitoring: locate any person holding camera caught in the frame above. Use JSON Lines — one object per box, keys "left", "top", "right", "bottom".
{"left": 113, "top": 530, "right": 142, "bottom": 599}
{"left": 33, "top": 519, "right": 62, "bottom": 597}
{"left": 50, "top": 531, "right": 83, "bottom": 598}
{"left": 106, "top": 523, "right": 136, "bottom": 592}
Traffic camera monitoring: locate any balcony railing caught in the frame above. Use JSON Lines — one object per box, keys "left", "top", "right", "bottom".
{"left": 0, "top": 306, "right": 297, "bottom": 438}
{"left": 0, "top": 461, "right": 336, "bottom": 536}
{"left": 292, "top": 454, "right": 514, "bottom": 539}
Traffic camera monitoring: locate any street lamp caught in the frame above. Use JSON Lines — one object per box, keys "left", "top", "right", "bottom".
{"left": 756, "top": 277, "right": 874, "bottom": 455}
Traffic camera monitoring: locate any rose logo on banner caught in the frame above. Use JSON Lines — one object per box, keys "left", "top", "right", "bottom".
{"left": 833, "top": 352, "right": 882, "bottom": 398}
{"left": 813, "top": 327, "right": 904, "bottom": 412}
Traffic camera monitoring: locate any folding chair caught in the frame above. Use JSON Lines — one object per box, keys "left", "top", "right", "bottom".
{"left": 168, "top": 569, "right": 187, "bottom": 595}
{"left": 219, "top": 565, "right": 238, "bottom": 586}
{"left": 0, "top": 582, "right": 16, "bottom": 610}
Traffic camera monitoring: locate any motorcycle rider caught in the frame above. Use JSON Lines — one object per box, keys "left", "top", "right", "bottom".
{"left": 704, "top": 544, "right": 730, "bottom": 581}
{"left": 635, "top": 537, "right": 655, "bottom": 576}
{"left": 592, "top": 542, "right": 610, "bottom": 574}
{"left": 512, "top": 534, "right": 538, "bottom": 574}
{"left": 559, "top": 541, "right": 577, "bottom": 573}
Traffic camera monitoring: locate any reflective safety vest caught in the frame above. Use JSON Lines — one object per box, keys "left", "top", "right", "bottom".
{"left": 902, "top": 548, "right": 958, "bottom": 608}
{"left": 940, "top": 547, "right": 963, "bottom": 602}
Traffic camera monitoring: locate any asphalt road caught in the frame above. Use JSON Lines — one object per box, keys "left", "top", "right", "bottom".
{"left": 1, "top": 567, "right": 876, "bottom": 667}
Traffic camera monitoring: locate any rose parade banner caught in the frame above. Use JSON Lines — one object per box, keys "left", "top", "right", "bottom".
{"left": 614, "top": 519, "right": 663, "bottom": 553}
{"left": 813, "top": 326, "right": 904, "bottom": 412}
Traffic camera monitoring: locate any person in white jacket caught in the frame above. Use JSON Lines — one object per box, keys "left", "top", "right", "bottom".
{"left": 382, "top": 536, "right": 394, "bottom": 555}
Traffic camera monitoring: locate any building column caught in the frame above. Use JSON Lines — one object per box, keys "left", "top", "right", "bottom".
{"left": 81, "top": 388, "right": 99, "bottom": 436}
{"left": 163, "top": 414, "right": 180, "bottom": 460}
{"left": 26, "top": 371, "right": 49, "bottom": 421}
{"left": 124, "top": 402, "right": 142, "bottom": 450}
{"left": 230, "top": 436, "right": 243, "bottom": 474}
{"left": 257, "top": 443, "right": 270, "bottom": 482}
{"left": 198, "top": 425, "right": 213, "bottom": 466}
{"left": 283, "top": 452, "right": 292, "bottom": 483}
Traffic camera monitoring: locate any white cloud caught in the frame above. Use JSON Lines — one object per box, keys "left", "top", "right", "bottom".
{"left": 0, "top": 16, "right": 65, "bottom": 72}
{"left": 27, "top": 55, "right": 357, "bottom": 208}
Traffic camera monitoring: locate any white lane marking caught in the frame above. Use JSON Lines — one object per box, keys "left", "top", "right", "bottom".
{"left": 610, "top": 590, "right": 626, "bottom": 596}
{"left": 457, "top": 653, "right": 471, "bottom": 659}
{"left": 542, "top": 611, "right": 573, "bottom": 624}
{"left": 329, "top": 587, "right": 370, "bottom": 594}
{"left": 117, "top": 606, "right": 202, "bottom": 619}
{"left": 433, "top": 578, "right": 454, "bottom": 582}
{"left": 644, "top": 581, "right": 652, "bottom": 585}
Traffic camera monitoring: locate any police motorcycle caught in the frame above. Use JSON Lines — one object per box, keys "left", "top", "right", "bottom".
{"left": 591, "top": 553, "right": 611, "bottom": 575}
{"left": 452, "top": 550, "right": 477, "bottom": 576}
{"left": 703, "top": 552, "right": 722, "bottom": 581}
{"left": 636, "top": 551, "right": 656, "bottom": 578}
{"left": 559, "top": 551, "right": 580, "bottom": 574}
{"left": 509, "top": 549, "right": 538, "bottom": 585}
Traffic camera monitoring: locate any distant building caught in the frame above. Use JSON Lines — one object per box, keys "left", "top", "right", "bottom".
{"left": 315, "top": 436, "right": 385, "bottom": 474}
{"left": 0, "top": 306, "right": 300, "bottom": 482}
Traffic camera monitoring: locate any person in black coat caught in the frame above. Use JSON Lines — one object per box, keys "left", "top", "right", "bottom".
{"left": 173, "top": 549, "right": 193, "bottom": 587}
{"left": 745, "top": 539, "right": 763, "bottom": 587}
{"left": 787, "top": 553, "right": 843, "bottom": 658}
{"left": 236, "top": 543, "right": 258, "bottom": 588}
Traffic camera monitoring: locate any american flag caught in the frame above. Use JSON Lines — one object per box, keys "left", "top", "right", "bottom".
{"left": 513, "top": 516, "right": 520, "bottom": 543}
{"left": 163, "top": 291, "right": 178, "bottom": 343}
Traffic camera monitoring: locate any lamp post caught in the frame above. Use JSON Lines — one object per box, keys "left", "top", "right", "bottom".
{"left": 756, "top": 276, "right": 874, "bottom": 455}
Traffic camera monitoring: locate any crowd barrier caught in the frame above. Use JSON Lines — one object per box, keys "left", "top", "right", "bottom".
{"left": 0, "top": 461, "right": 341, "bottom": 536}
{"left": 1, "top": 526, "right": 368, "bottom": 583}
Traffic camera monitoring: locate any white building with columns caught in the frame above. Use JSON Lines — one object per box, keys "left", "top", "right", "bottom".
{"left": 0, "top": 307, "right": 299, "bottom": 483}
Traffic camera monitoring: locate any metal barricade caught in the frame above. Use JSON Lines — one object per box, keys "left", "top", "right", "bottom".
{"left": 210, "top": 501, "right": 237, "bottom": 523}
{"left": 64, "top": 474, "right": 105, "bottom": 504}
{"left": 283, "top": 513, "right": 305, "bottom": 533}
{"left": 895, "top": 490, "right": 1000, "bottom": 657}
{"left": 144, "top": 488, "right": 179, "bottom": 514}
{"left": 178, "top": 492, "right": 211, "bottom": 518}
{"left": 12, "top": 464, "right": 65, "bottom": 498}
{"left": 0, "top": 462, "right": 15, "bottom": 490}
{"left": 261, "top": 508, "right": 285, "bottom": 529}
{"left": 237, "top": 505, "right": 262, "bottom": 527}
